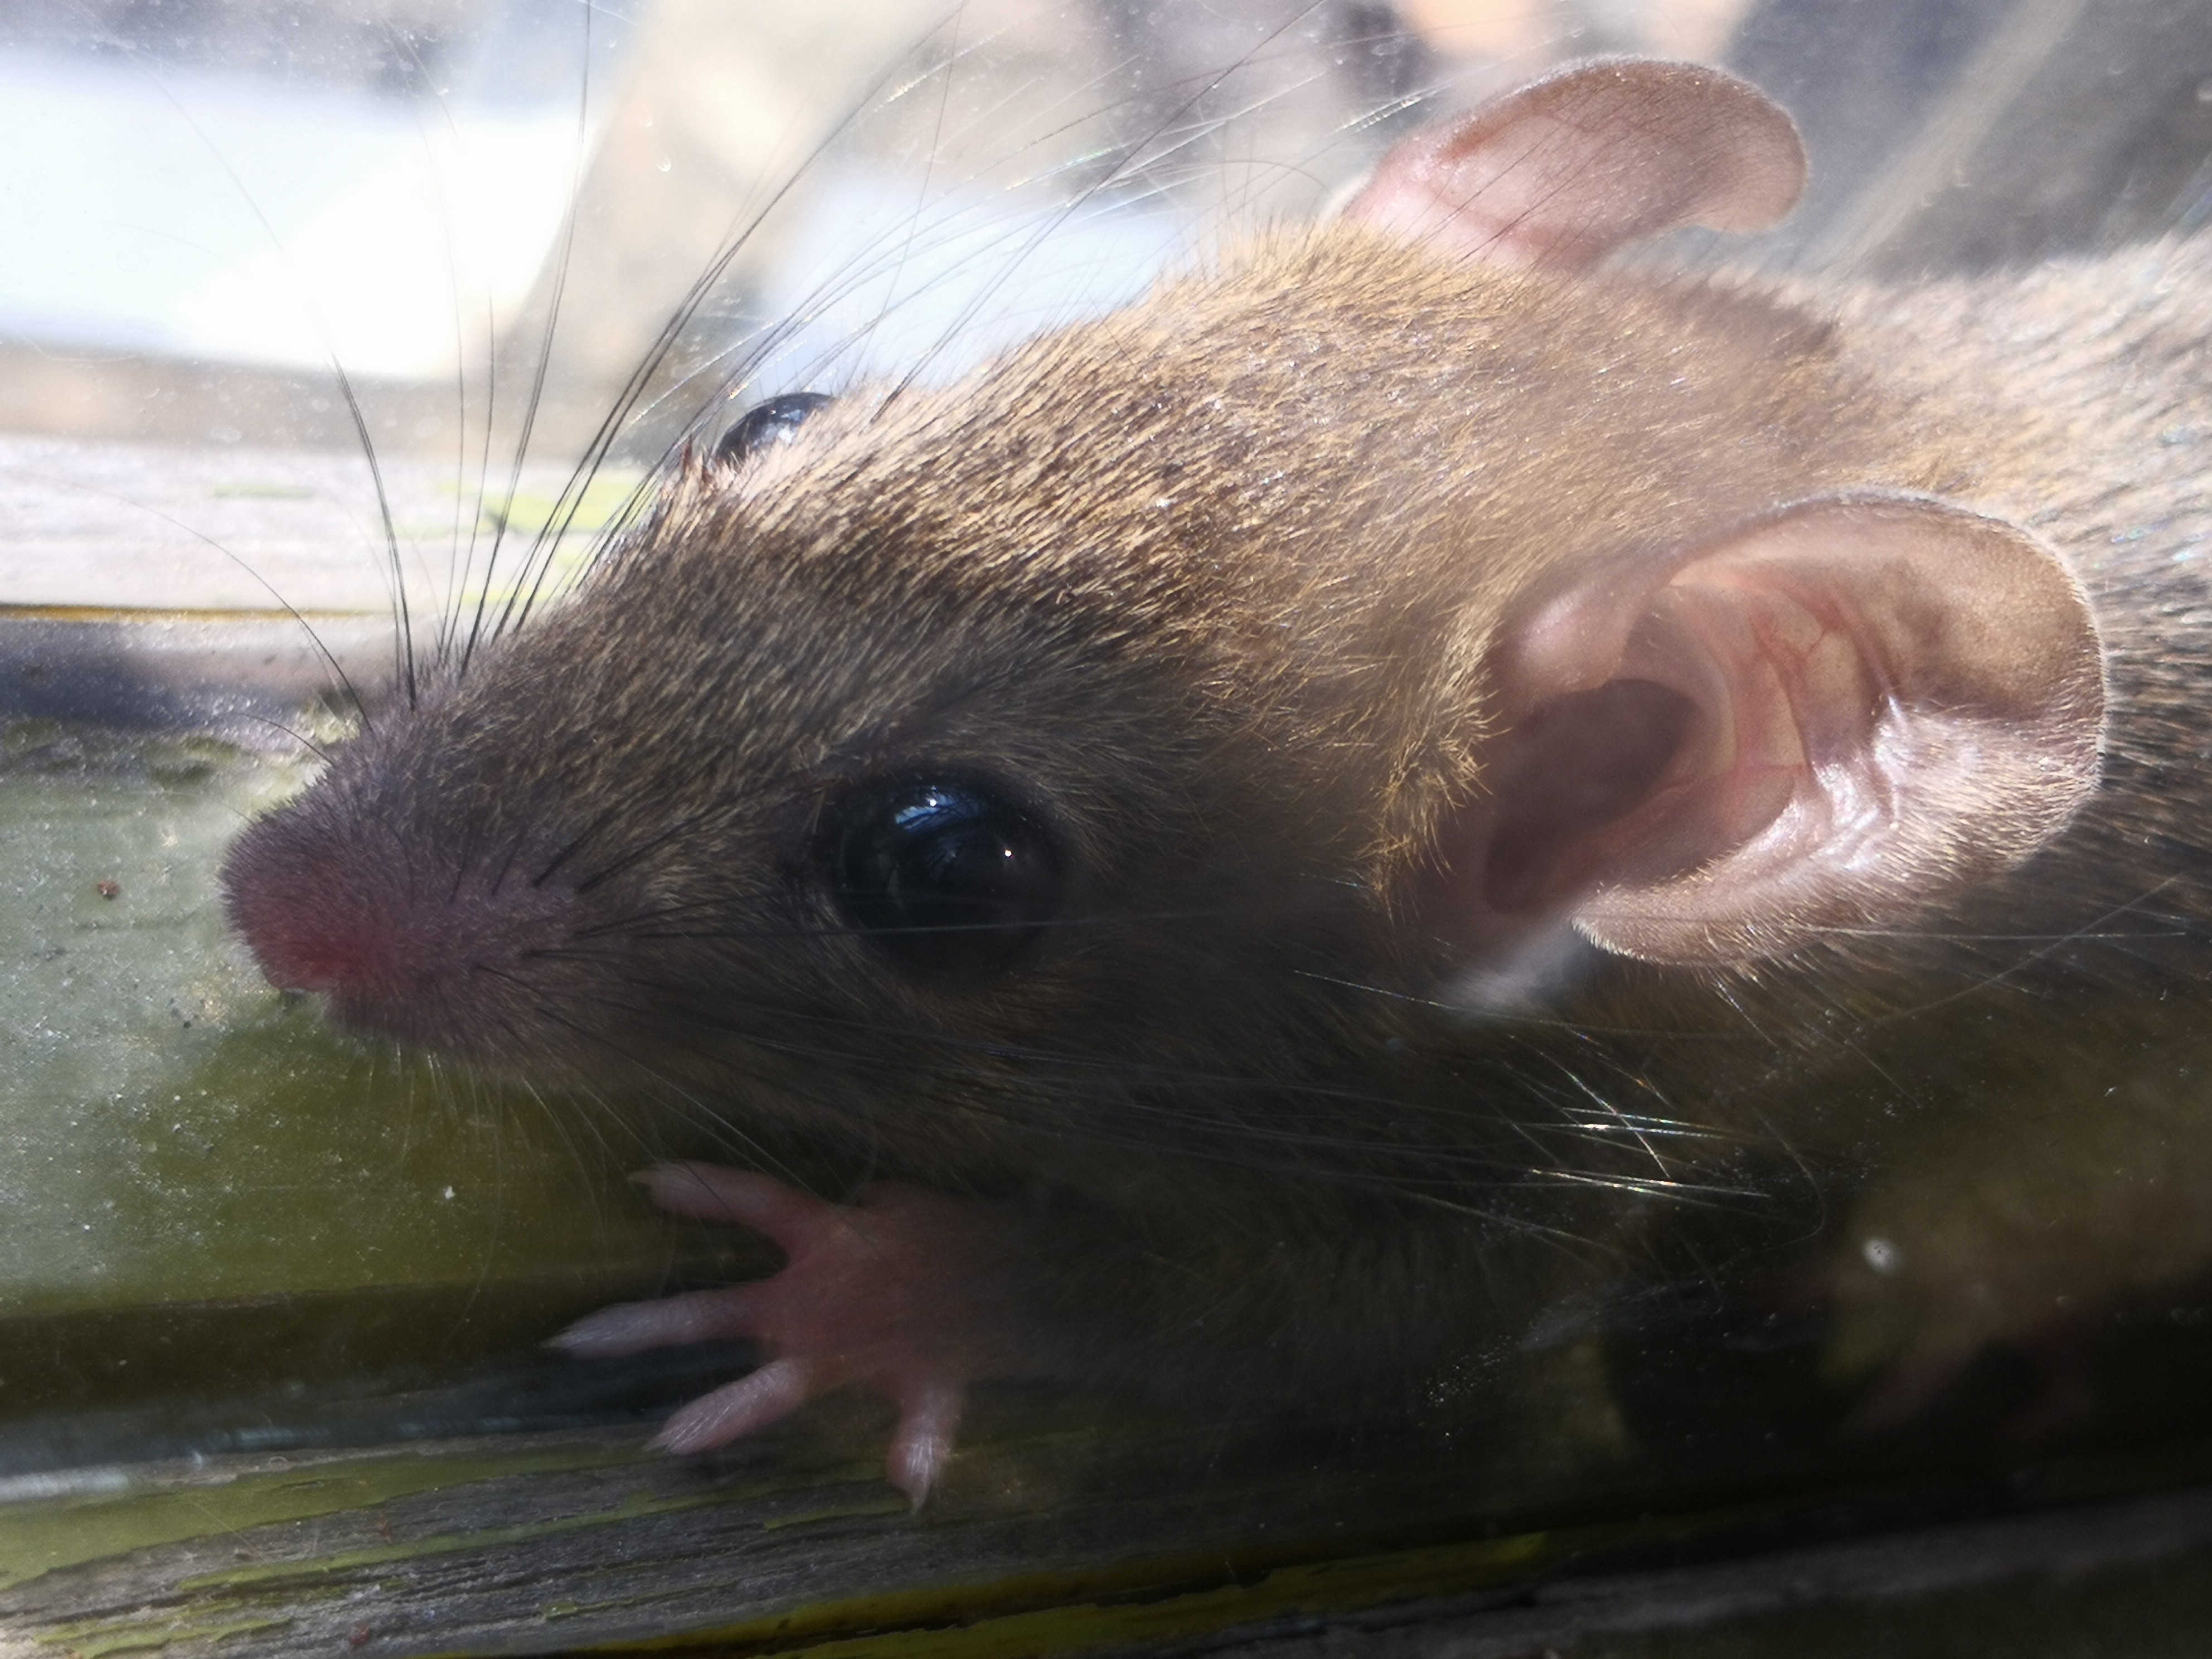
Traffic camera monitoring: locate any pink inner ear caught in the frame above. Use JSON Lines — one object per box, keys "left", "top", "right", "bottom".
{"left": 1484, "top": 557, "right": 1888, "bottom": 916}
{"left": 1595, "top": 561, "right": 1897, "bottom": 886}
{"left": 1464, "top": 498, "right": 2104, "bottom": 967}
{"left": 1481, "top": 678, "right": 1695, "bottom": 913}
{"left": 1341, "top": 59, "right": 1806, "bottom": 270}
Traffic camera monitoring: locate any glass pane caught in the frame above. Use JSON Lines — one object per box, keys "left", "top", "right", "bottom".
{"left": 7, "top": 0, "right": 2212, "bottom": 1648}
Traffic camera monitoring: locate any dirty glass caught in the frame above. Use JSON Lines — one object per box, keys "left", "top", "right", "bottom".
{"left": 5, "top": 0, "right": 2212, "bottom": 1651}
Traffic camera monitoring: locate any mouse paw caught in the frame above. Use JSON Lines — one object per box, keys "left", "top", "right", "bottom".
{"left": 554, "top": 1163, "right": 1001, "bottom": 1505}
{"left": 1844, "top": 1319, "right": 2099, "bottom": 1444}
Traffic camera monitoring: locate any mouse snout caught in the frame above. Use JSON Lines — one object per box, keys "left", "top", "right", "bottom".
{"left": 221, "top": 795, "right": 574, "bottom": 1054}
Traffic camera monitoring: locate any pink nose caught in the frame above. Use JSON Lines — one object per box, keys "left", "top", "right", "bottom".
{"left": 224, "top": 806, "right": 401, "bottom": 998}
{"left": 221, "top": 790, "right": 584, "bottom": 1059}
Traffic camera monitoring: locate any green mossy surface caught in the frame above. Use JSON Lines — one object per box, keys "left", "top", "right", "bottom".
{"left": 0, "top": 722, "right": 688, "bottom": 1389}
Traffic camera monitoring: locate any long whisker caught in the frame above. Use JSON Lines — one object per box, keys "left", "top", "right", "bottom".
{"left": 139, "top": 80, "right": 420, "bottom": 710}
{"left": 0, "top": 464, "right": 372, "bottom": 733}
{"left": 542, "top": 954, "right": 1759, "bottom": 1176}
{"left": 887, "top": 3, "right": 1344, "bottom": 405}
{"left": 489, "top": 11, "right": 1005, "bottom": 646}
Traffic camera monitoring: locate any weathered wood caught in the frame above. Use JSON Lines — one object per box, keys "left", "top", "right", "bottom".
{"left": 4, "top": 1400, "right": 2212, "bottom": 1657}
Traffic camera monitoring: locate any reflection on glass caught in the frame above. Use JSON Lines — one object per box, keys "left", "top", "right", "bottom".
{"left": 7, "top": 0, "right": 2212, "bottom": 1650}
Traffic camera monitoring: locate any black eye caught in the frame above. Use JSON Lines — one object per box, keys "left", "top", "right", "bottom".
{"left": 823, "top": 779, "right": 1063, "bottom": 975}
{"left": 714, "top": 391, "right": 834, "bottom": 468}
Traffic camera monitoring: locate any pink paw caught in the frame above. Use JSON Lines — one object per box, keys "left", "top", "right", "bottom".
{"left": 1846, "top": 1320, "right": 2099, "bottom": 1444}
{"left": 554, "top": 1163, "right": 1000, "bottom": 1504}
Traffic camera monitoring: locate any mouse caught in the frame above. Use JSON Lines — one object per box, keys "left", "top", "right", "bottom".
{"left": 220, "top": 54, "right": 2212, "bottom": 1504}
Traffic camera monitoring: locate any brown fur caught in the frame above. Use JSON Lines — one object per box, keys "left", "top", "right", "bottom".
{"left": 224, "top": 203, "right": 2212, "bottom": 1418}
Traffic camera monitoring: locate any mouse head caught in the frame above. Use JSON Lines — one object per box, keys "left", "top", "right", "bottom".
{"left": 224, "top": 62, "right": 2103, "bottom": 1158}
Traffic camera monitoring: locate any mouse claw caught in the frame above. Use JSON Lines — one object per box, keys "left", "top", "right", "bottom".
{"left": 887, "top": 1376, "right": 965, "bottom": 1507}
{"left": 551, "top": 1284, "right": 765, "bottom": 1356}
{"left": 636, "top": 1162, "right": 833, "bottom": 1243}
{"left": 567, "top": 1165, "right": 1002, "bottom": 1505}
{"left": 651, "top": 1355, "right": 816, "bottom": 1452}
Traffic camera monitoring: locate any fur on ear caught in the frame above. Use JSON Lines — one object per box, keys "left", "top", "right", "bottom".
{"left": 1447, "top": 496, "right": 2106, "bottom": 967}
{"left": 1341, "top": 58, "right": 1806, "bottom": 269}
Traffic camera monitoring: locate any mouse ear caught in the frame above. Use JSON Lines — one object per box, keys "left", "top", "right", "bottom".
{"left": 1440, "top": 496, "right": 2104, "bottom": 968}
{"left": 1340, "top": 59, "right": 1806, "bottom": 270}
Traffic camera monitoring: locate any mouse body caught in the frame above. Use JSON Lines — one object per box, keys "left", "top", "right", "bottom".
{"left": 222, "top": 59, "right": 2212, "bottom": 1500}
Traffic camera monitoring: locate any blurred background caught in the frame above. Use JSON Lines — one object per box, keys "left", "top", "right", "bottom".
{"left": 3, "top": 0, "right": 2208, "bottom": 468}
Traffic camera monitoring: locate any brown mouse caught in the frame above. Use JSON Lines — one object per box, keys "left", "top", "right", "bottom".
{"left": 222, "top": 57, "right": 2212, "bottom": 1502}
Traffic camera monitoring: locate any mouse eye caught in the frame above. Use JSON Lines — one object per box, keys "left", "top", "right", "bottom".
{"left": 822, "top": 779, "right": 1063, "bottom": 976}
{"left": 713, "top": 391, "right": 834, "bottom": 468}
